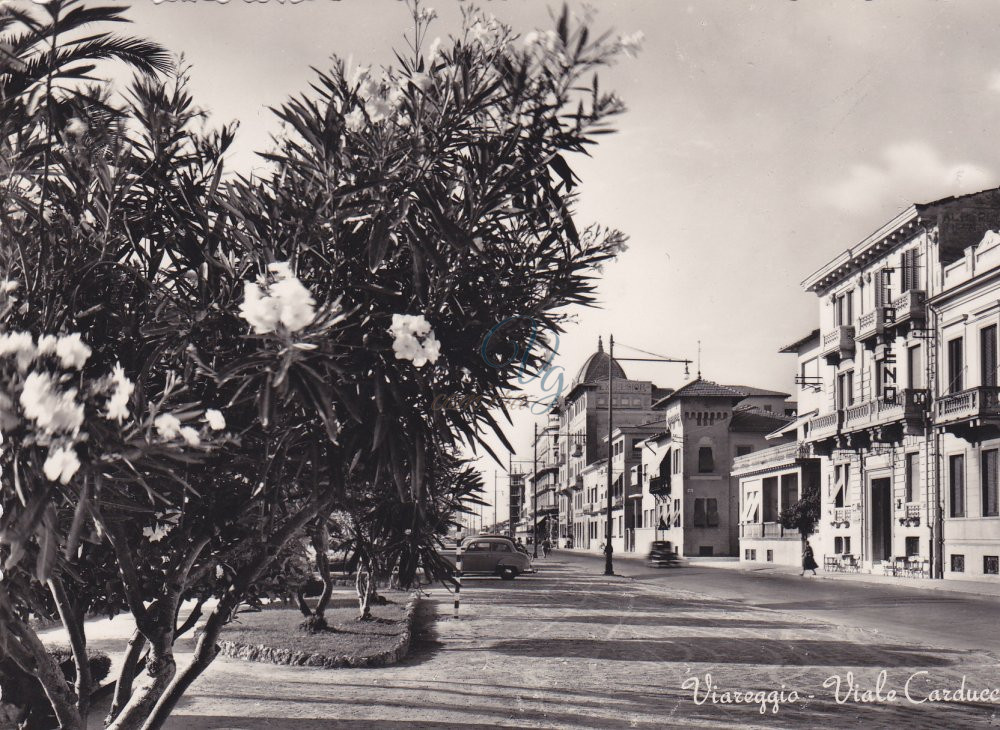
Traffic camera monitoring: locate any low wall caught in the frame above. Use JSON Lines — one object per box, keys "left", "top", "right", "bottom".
{"left": 740, "top": 538, "right": 801, "bottom": 568}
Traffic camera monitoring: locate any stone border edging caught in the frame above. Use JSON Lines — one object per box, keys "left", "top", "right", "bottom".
{"left": 216, "top": 592, "right": 420, "bottom": 669}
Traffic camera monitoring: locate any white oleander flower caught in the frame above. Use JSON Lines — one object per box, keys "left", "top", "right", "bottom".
{"left": 344, "top": 108, "right": 365, "bottom": 133}
{"left": 0, "top": 332, "right": 36, "bottom": 371}
{"left": 35, "top": 334, "right": 57, "bottom": 357}
{"left": 365, "top": 96, "right": 393, "bottom": 124}
{"left": 179, "top": 426, "right": 200, "bottom": 446}
{"left": 43, "top": 445, "right": 80, "bottom": 484}
{"left": 55, "top": 333, "right": 91, "bottom": 370}
{"left": 389, "top": 314, "right": 441, "bottom": 368}
{"left": 154, "top": 413, "right": 182, "bottom": 440}
{"left": 204, "top": 409, "right": 226, "bottom": 430}
{"left": 239, "top": 262, "right": 316, "bottom": 334}
{"left": 20, "top": 372, "right": 84, "bottom": 434}
{"left": 105, "top": 363, "right": 134, "bottom": 423}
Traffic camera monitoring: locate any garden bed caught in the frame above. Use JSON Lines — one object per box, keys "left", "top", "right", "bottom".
{"left": 216, "top": 592, "right": 419, "bottom": 668}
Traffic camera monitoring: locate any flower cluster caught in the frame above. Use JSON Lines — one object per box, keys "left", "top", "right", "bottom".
{"left": 0, "top": 328, "right": 138, "bottom": 484}
{"left": 239, "top": 261, "right": 317, "bottom": 335}
{"left": 389, "top": 314, "right": 441, "bottom": 368}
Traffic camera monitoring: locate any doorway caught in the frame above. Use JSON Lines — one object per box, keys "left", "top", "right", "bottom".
{"left": 870, "top": 477, "right": 892, "bottom": 562}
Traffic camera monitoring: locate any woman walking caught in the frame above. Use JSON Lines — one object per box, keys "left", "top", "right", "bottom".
{"left": 801, "top": 539, "right": 818, "bottom": 577}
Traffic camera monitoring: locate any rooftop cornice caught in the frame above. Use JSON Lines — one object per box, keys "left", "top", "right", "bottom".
{"left": 801, "top": 207, "right": 920, "bottom": 294}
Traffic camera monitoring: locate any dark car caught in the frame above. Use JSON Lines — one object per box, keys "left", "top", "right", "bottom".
{"left": 647, "top": 541, "right": 682, "bottom": 568}
{"left": 441, "top": 536, "right": 533, "bottom": 580}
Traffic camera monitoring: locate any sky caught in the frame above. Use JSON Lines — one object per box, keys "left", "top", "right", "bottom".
{"left": 111, "top": 0, "right": 1000, "bottom": 525}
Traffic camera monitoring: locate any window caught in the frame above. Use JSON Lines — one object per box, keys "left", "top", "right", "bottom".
{"left": 467, "top": 541, "right": 491, "bottom": 552}
{"left": 951, "top": 554, "right": 965, "bottom": 573}
{"left": 844, "top": 536, "right": 852, "bottom": 554}
{"left": 491, "top": 542, "right": 512, "bottom": 553}
{"left": 766, "top": 549, "right": 774, "bottom": 562}
{"left": 900, "top": 248, "right": 919, "bottom": 293}
{"left": 983, "top": 326, "right": 998, "bottom": 387}
{"left": 908, "top": 345, "right": 924, "bottom": 389}
{"left": 744, "top": 549, "right": 751, "bottom": 560}
{"left": 706, "top": 498, "right": 720, "bottom": 527}
{"left": 835, "top": 290, "right": 855, "bottom": 326}
{"left": 693, "top": 498, "right": 706, "bottom": 527}
{"left": 698, "top": 446, "right": 714, "bottom": 473}
{"left": 985, "top": 556, "right": 999, "bottom": 575}
{"left": 983, "top": 449, "right": 999, "bottom": 517}
{"left": 781, "top": 474, "right": 798, "bottom": 510}
{"left": 736, "top": 446, "right": 753, "bottom": 457}
{"left": 762, "top": 476, "right": 778, "bottom": 522}
{"left": 904, "top": 452, "right": 918, "bottom": 503}
{"left": 905, "top": 536, "right": 919, "bottom": 557}
{"left": 699, "top": 546, "right": 714, "bottom": 557}
{"left": 837, "top": 370, "right": 855, "bottom": 409}
{"left": 950, "top": 454, "right": 966, "bottom": 518}
{"left": 834, "top": 536, "right": 844, "bottom": 554}
{"left": 948, "top": 337, "right": 964, "bottom": 394}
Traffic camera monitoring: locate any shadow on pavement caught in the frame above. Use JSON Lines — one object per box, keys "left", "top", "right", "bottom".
{"left": 484, "top": 636, "right": 960, "bottom": 667}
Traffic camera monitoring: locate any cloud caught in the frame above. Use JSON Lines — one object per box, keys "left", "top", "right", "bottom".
{"left": 817, "top": 142, "right": 996, "bottom": 216}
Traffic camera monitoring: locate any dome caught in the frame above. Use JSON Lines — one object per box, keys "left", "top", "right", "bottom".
{"left": 573, "top": 337, "right": 627, "bottom": 386}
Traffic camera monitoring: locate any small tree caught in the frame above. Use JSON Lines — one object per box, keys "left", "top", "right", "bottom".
{"left": 779, "top": 484, "right": 821, "bottom": 540}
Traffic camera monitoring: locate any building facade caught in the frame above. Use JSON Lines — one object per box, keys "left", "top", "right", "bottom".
{"left": 799, "top": 189, "right": 1000, "bottom": 580}
{"left": 638, "top": 379, "right": 794, "bottom": 557}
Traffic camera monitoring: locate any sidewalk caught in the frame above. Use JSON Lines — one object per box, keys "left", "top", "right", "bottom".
{"left": 554, "top": 548, "right": 1000, "bottom": 599}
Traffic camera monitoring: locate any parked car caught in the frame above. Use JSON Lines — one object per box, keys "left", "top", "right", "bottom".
{"left": 647, "top": 540, "right": 682, "bottom": 568}
{"left": 441, "top": 536, "right": 534, "bottom": 580}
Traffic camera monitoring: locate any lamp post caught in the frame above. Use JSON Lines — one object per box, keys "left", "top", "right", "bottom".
{"left": 603, "top": 335, "right": 691, "bottom": 576}
{"left": 533, "top": 422, "right": 539, "bottom": 558}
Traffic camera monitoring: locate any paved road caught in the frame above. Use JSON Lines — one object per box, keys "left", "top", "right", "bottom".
{"left": 557, "top": 550, "right": 1000, "bottom": 654}
{"left": 75, "top": 555, "right": 1000, "bottom": 729}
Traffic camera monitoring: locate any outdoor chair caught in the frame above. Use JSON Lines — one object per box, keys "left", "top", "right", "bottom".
{"left": 841, "top": 554, "right": 860, "bottom": 572}
{"left": 824, "top": 555, "right": 840, "bottom": 572}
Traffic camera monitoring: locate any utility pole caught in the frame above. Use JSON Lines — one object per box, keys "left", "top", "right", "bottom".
{"left": 533, "top": 421, "right": 539, "bottom": 559}
{"left": 602, "top": 336, "right": 692, "bottom": 577}
{"left": 605, "top": 334, "right": 615, "bottom": 576}
{"left": 494, "top": 470, "right": 498, "bottom": 533}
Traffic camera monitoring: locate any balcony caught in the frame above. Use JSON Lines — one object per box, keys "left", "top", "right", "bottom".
{"left": 648, "top": 475, "right": 671, "bottom": 497}
{"left": 821, "top": 325, "right": 855, "bottom": 363}
{"left": 856, "top": 309, "right": 885, "bottom": 347}
{"left": 742, "top": 523, "right": 763, "bottom": 538}
{"left": 832, "top": 507, "right": 852, "bottom": 526}
{"left": 841, "top": 390, "right": 928, "bottom": 439}
{"left": 732, "top": 442, "right": 812, "bottom": 475}
{"left": 888, "top": 289, "right": 925, "bottom": 328}
{"left": 934, "top": 386, "right": 1000, "bottom": 433}
{"left": 805, "top": 411, "right": 841, "bottom": 442}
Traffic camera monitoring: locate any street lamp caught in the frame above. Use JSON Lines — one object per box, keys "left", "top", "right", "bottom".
{"left": 603, "top": 335, "right": 691, "bottom": 576}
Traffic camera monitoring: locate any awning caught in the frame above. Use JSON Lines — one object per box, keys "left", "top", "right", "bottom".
{"left": 765, "top": 409, "right": 816, "bottom": 440}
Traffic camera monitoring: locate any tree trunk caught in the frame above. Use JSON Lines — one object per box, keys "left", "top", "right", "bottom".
{"left": 139, "top": 588, "right": 243, "bottom": 730}
{"left": 356, "top": 567, "right": 373, "bottom": 621}
{"left": 47, "top": 577, "right": 92, "bottom": 724}
{"left": 295, "top": 590, "right": 312, "bottom": 617}
{"left": 107, "top": 629, "right": 148, "bottom": 725}
{"left": 311, "top": 523, "right": 333, "bottom": 621}
{"left": 8, "top": 618, "right": 84, "bottom": 730}
{"left": 105, "top": 640, "right": 176, "bottom": 730}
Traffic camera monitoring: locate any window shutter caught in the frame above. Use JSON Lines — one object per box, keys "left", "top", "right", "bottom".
{"left": 693, "top": 498, "right": 706, "bottom": 527}
{"left": 706, "top": 498, "right": 720, "bottom": 527}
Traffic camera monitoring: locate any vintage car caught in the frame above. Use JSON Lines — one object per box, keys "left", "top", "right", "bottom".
{"left": 647, "top": 540, "right": 683, "bottom": 568}
{"left": 442, "top": 536, "right": 534, "bottom": 580}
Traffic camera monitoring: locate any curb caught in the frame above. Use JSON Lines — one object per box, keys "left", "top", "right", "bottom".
{"left": 217, "top": 592, "right": 421, "bottom": 669}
